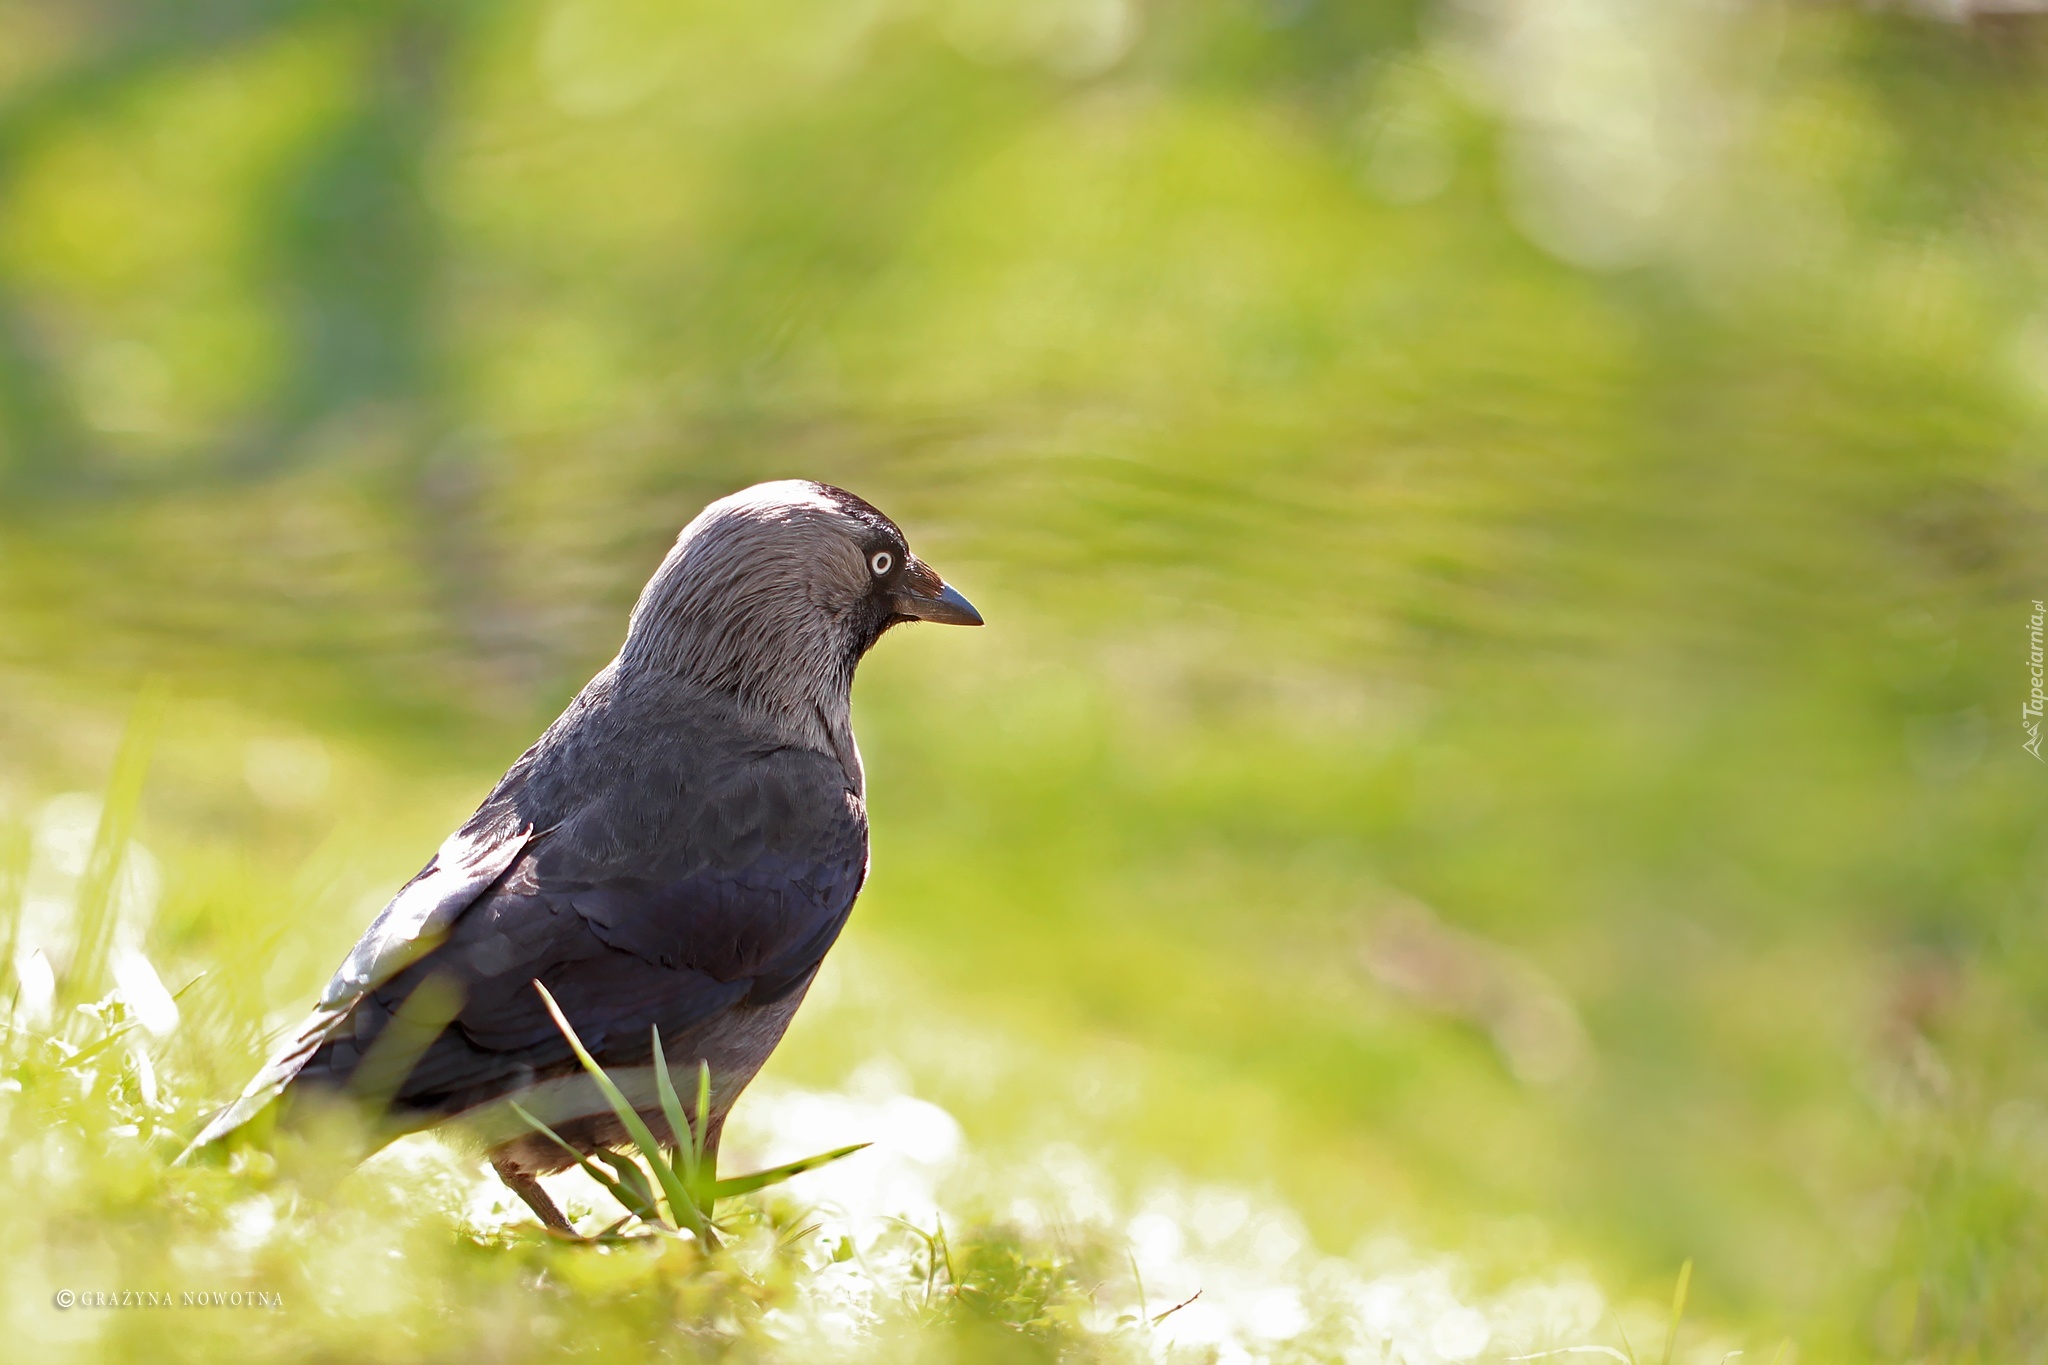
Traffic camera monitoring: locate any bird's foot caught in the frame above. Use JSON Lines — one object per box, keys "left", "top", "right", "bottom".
{"left": 491, "top": 1157, "right": 578, "bottom": 1237}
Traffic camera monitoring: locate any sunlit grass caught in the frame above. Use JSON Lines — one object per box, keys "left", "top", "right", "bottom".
{"left": 0, "top": 972, "right": 1685, "bottom": 1364}
{"left": 0, "top": 758, "right": 1718, "bottom": 1364}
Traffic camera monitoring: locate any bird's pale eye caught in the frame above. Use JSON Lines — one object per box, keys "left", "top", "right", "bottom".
{"left": 869, "top": 550, "right": 893, "bottom": 577}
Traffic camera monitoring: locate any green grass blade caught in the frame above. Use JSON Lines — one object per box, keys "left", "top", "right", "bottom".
{"left": 347, "top": 972, "right": 466, "bottom": 1118}
{"left": 58, "top": 1023, "right": 137, "bottom": 1071}
{"left": 648, "top": 1028, "right": 701, "bottom": 1202}
{"left": 62, "top": 682, "right": 165, "bottom": 1018}
{"left": 710, "top": 1142, "right": 869, "bottom": 1200}
{"left": 0, "top": 816, "right": 29, "bottom": 1014}
{"left": 508, "top": 1100, "right": 655, "bottom": 1227}
{"left": 531, "top": 981, "right": 708, "bottom": 1240}
{"left": 1659, "top": 1260, "right": 1692, "bottom": 1365}
{"left": 1614, "top": 1310, "right": 1638, "bottom": 1365}
{"left": 693, "top": 1060, "right": 712, "bottom": 1165}
{"left": 591, "top": 1149, "right": 659, "bottom": 1220}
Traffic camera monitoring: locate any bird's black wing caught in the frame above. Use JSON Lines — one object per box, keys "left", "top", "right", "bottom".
{"left": 182, "top": 813, "right": 541, "bottom": 1152}
{"left": 292, "top": 747, "right": 869, "bottom": 1121}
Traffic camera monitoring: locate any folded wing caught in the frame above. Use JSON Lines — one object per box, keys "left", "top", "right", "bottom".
{"left": 186, "top": 747, "right": 867, "bottom": 1152}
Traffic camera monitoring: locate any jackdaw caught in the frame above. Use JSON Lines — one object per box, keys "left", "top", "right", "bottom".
{"left": 185, "top": 480, "right": 982, "bottom": 1231}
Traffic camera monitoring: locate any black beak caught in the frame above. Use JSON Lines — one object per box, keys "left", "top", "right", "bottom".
{"left": 890, "top": 560, "right": 984, "bottom": 627}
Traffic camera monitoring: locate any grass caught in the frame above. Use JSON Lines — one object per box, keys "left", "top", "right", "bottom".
{"left": 0, "top": 762, "right": 1705, "bottom": 1364}
{"left": 0, "top": 961, "right": 1124, "bottom": 1361}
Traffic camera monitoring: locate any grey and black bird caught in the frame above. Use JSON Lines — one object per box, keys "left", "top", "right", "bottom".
{"left": 184, "top": 481, "right": 982, "bottom": 1231}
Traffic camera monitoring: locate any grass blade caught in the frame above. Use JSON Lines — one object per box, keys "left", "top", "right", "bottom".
{"left": 62, "top": 683, "right": 166, "bottom": 1018}
{"left": 0, "top": 815, "right": 29, "bottom": 1012}
{"left": 710, "top": 1142, "right": 869, "bottom": 1200}
{"left": 1614, "top": 1310, "right": 1638, "bottom": 1365}
{"left": 508, "top": 1100, "right": 655, "bottom": 1226}
{"left": 347, "top": 973, "right": 467, "bottom": 1118}
{"left": 648, "top": 1028, "right": 701, "bottom": 1204}
{"left": 591, "top": 1149, "right": 659, "bottom": 1220}
{"left": 58, "top": 1023, "right": 137, "bottom": 1071}
{"left": 693, "top": 1060, "right": 712, "bottom": 1171}
{"left": 1659, "top": 1260, "right": 1692, "bottom": 1365}
{"left": 531, "top": 980, "right": 708, "bottom": 1240}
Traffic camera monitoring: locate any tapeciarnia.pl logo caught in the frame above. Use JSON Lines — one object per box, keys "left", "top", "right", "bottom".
{"left": 2026, "top": 600, "right": 2045, "bottom": 761}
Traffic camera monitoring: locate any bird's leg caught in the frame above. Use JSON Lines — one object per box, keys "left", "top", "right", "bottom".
{"left": 491, "top": 1154, "right": 577, "bottom": 1236}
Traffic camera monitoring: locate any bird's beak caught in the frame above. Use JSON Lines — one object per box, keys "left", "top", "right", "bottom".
{"left": 890, "top": 559, "right": 984, "bottom": 627}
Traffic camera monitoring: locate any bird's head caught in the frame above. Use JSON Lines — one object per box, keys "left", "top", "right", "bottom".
{"left": 620, "top": 480, "right": 982, "bottom": 718}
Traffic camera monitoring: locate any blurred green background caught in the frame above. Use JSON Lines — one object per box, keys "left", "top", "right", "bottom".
{"left": 3, "top": 0, "right": 2046, "bottom": 1358}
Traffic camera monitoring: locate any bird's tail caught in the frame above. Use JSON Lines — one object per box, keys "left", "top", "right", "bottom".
{"left": 174, "top": 1004, "right": 349, "bottom": 1164}
{"left": 177, "top": 974, "right": 467, "bottom": 1164}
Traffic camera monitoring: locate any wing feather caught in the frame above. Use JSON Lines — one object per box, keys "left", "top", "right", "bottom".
{"left": 186, "top": 739, "right": 868, "bottom": 1156}
{"left": 180, "top": 819, "right": 538, "bottom": 1154}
